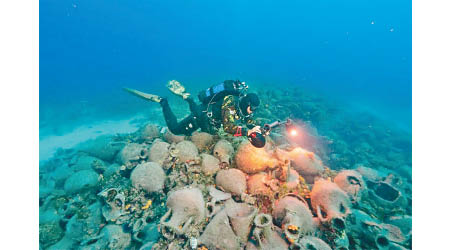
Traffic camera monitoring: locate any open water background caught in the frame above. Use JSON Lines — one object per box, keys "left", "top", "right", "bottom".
{"left": 40, "top": 0, "right": 411, "bottom": 158}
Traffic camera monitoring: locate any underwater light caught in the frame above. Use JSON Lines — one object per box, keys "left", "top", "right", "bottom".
{"left": 284, "top": 119, "right": 299, "bottom": 137}
{"left": 289, "top": 129, "right": 298, "bottom": 137}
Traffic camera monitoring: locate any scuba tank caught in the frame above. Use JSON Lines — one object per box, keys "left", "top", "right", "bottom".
{"left": 197, "top": 80, "right": 247, "bottom": 104}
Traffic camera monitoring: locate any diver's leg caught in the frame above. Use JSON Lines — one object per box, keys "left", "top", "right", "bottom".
{"left": 185, "top": 97, "right": 212, "bottom": 133}
{"left": 167, "top": 80, "right": 190, "bottom": 100}
{"left": 124, "top": 87, "right": 198, "bottom": 135}
{"left": 160, "top": 98, "right": 180, "bottom": 133}
{"left": 185, "top": 97, "right": 199, "bottom": 114}
{"left": 160, "top": 98, "right": 199, "bottom": 135}
{"left": 175, "top": 114, "right": 200, "bottom": 135}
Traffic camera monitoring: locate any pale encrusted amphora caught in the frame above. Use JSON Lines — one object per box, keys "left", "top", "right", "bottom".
{"left": 39, "top": 196, "right": 64, "bottom": 248}
{"left": 172, "top": 140, "right": 199, "bottom": 163}
{"left": 275, "top": 146, "right": 325, "bottom": 183}
{"left": 149, "top": 139, "right": 171, "bottom": 166}
{"left": 366, "top": 179, "right": 407, "bottom": 215}
{"left": 198, "top": 208, "right": 240, "bottom": 249}
{"left": 132, "top": 221, "right": 159, "bottom": 244}
{"left": 375, "top": 223, "right": 410, "bottom": 250}
{"left": 347, "top": 209, "right": 409, "bottom": 249}
{"left": 310, "top": 179, "right": 351, "bottom": 231}
{"left": 272, "top": 194, "right": 315, "bottom": 243}
{"left": 117, "top": 143, "right": 149, "bottom": 168}
{"left": 163, "top": 129, "right": 185, "bottom": 143}
{"left": 63, "top": 169, "right": 99, "bottom": 194}
{"left": 386, "top": 215, "right": 412, "bottom": 239}
{"left": 52, "top": 202, "right": 103, "bottom": 249}
{"left": 205, "top": 185, "right": 231, "bottom": 218}
{"left": 213, "top": 139, "right": 235, "bottom": 165}
{"left": 136, "top": 123, "right": 160, "bottom": 142}
{"left": 80, "top": 224, "right": 131, "bottom": 250}
{"left": 130, "top": 162, "right": 166, "bottom": 193}
{"left": 160, "top": 187, "right": 205, "bottom": 239}
{"left": 224, "top": 199, "right": 258, "bottom": 243}
{"left": 215, "top": 168, "right": 247, "bottom": 196}
{"left": 252, "top": 213, "right": 289, "bottom": 250}
{"left": 200, "top": 153, "right": 221, "bottom": 176}
{"left": 70, "top": 154, "right": 107, "bottom": 172}
{"left": 346, "top": 209, "right": 381, "bottom": 247}
{"left": 235, "top": 140, "right": 281, "bottom": 174}
{"left": 98, "top": 188, "right": 126, "bottom": 222}
{"left": 291, "top": 236, "right": 332, "bottom": 250}
{"left": 76, "top": 134, "right": 124, "bottom": 162}
{"left": 247, "top": 172, "right": 277, "bottom": 196}
{"left": 272, "top": 164, "right": 301, "bottom": 191}
{"left": 190, "top": 131, "right": 214, "bottom": 152}
{"left": 333, "top": 169, "right": 366, "bottom": 204}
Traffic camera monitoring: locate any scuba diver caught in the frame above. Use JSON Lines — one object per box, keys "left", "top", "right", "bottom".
{"left": 124, "top": 80, "right": 266, "bottom": 147}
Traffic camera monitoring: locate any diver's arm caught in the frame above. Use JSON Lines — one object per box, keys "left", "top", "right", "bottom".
{"left": 245, "top": 117, "right": 257, "bottom": 129}
{"left": 221, "top": 96, "right": 248, "bottom": 137}
{"left": 244, "top": 118, "right": 262, "bottom": 135}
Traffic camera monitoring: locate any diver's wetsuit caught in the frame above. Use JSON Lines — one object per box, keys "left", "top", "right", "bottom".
{"left": 160, "top": 95, "right": 256, "bottom": 136}
{"left": 160, "top": 97, "right": 207, "bottom": 135}
{"left": 220, "top": 95, "right": 257, "bottom": 136}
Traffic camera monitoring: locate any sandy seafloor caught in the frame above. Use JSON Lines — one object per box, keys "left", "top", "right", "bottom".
{"left": 39, "top": 85, "right": 412, "bottom": 250}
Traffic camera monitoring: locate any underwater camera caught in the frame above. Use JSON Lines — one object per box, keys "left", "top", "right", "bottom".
{"left": 248, "top": 131, "right": 266, "bottom": 148}
{"left": 248, "top": 119, "right": 298, "bottom": 148}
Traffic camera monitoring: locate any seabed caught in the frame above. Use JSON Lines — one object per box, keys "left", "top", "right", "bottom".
{"left": 39, "top": 85, "right": 411, "bottom": 250}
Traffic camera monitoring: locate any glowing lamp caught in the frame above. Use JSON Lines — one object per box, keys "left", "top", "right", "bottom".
{"left": 285, "top": 120, "right": 298, "bottom": 137}
{"left": 289, "top": 129, "right": 298, "bottom": 137}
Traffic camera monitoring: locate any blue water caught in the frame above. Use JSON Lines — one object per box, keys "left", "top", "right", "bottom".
{"left": 40, "top": 0, "right": 411, "bottom": 136}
